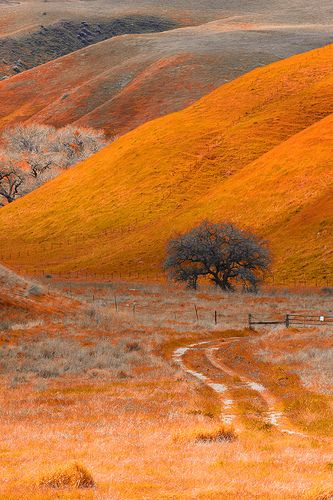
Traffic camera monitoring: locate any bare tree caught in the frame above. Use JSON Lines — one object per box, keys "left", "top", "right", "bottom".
{"left": 0, "top": 123, "right": 107, "bottom": 206}
{"left": 1, "top": 123, "right": 106, "bottom": 175}
{"left": 50, "top": 125, "right": 106, "bottom": 168}
{"left": 2, "top": 123, "right": 56, "bottom": 178}
{"left": 0, "top": 164, "right": 26, "bottom": 205}
{"left": 164, "top": 221, "right": 271, "bottom": 292}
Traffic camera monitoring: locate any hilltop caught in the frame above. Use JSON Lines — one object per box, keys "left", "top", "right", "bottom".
{"left": 0, "top": 44, "right": 332, "bottom": 283}
{"left": 2, "top": 0, "right": 333, "bottom": 39}
{"left": 1, "top": 0, "right": 332, "bottom": 86}
{"left": 0, "top": 0, "right": 224, "bottom": 79}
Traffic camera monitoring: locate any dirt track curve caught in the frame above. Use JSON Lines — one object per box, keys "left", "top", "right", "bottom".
{"left": 173, "top": 337, "right": 307, "bottom": 437}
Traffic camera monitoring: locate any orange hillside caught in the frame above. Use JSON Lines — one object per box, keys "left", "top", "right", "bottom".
{"left": 1, "top": 19, "right": 333, "bottom": 138}
{"left": 0, "top": 44, "right": 332, "bottom": 283}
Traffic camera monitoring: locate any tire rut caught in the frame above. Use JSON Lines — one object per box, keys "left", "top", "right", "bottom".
{"left": 173, "top": 337, "right": 307, "bottom": 437}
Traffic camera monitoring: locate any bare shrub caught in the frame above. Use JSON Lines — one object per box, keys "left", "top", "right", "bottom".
{"left": 0, "top": 163, "right": 26, "bottom": 204}
{"left": 195, "top": 427, "right": 237, "bottom": 443}
{"left": 27, "top": 284, "right": 43, "bottom": 296}
{"left": 50, "top": 125, "right": 106, "bottom": 168}
{"left": 39, "top": 463, "right": 95, "bottom": 489}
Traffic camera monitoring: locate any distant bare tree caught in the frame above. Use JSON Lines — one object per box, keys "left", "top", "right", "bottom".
{"left": 165, "top": 221, "right": 271, "bottom": 292}
{"left": 0, "top": 123, "right": 107, "bottom": 205}
{"left": 0, "top": 164, "right": 26, "bottom": 205}
{"left": 50, "top": 125, "right": 106, "bottom": 168}
{"left": 2, "top": 123, "right": 56, "bottom": 178}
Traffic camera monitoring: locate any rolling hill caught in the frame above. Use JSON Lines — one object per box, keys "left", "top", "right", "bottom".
{"left": 0, "top": 44, "right": 332, "bottom": 283}
{"left": 1, "top": 0, "right": 332, "bottom": 91}
{"left": 0, "top": 16, "right": 179, "bottom": 80}
{"left": 0, "top": 0, "right": 225, "bottom": 79}
{"left": 1, "top": 20, "right": 333, "bottom": 138}
{"left": 2, "top": 0, "right": 333, "bottom": 40}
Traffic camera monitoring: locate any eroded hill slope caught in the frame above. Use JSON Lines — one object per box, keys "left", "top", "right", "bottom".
{"left": 0, "top": 16, "right": 179, "bottom": 79}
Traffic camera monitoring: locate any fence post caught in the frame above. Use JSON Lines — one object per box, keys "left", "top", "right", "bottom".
{"left": 214, "top": 310, "right": 217, "bottom": 325}
{"left": 114, "top": 296, "right": 118, "bottom": 312}
{"left": 285, "top": 314, "right": 290, "bottom": 328}
{"left": 248, "top": 313, "right": 253, "bottom": 330}
{"left": 194, "top": 305, "right": 199, "bottom": 321}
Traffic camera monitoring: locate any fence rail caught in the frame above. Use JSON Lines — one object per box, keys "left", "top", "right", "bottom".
{"left": 248, "top": 313, "right": 333, "bottom": 330}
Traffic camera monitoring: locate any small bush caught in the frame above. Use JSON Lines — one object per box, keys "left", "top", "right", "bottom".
{"left": 39, "top": 463, "right": 95, "bottom": 489}
{"left": 187, "top": 409, "right": 214, "bottom": 419}
{"left": 126, "top": 341, "right": 141, "bottom": 352}
{"left": 195, "top": 427, "right": 236, "bottom": 443}
{"left": 27, "top": 284, "right": 43, "bottom": 296}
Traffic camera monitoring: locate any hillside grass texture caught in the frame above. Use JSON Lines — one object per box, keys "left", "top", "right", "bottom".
{"left": 0, "top": 44, "right": 332, "bottom": 282}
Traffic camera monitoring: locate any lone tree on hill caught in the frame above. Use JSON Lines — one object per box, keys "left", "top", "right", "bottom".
{"left": 164, "top": 221, "right": 271, "bottom": 292}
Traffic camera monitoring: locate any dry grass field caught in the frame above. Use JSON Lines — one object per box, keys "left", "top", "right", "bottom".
{"left": 0, "top": 267, "right": 332, "bottom": 498}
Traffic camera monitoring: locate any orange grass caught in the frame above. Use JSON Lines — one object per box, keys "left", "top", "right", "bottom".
{"left": 0, "top": 45, "right": 332, "bottom": 283}
{"left": 39, "top": 462, "right": 95, "bottom": 489}
{"left": 0, "top": 273, "right": 332, "bottom": 498}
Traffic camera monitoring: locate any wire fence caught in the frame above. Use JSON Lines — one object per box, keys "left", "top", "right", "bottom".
{"left": 0, "top": 247, "right": 332, "bottom": 290}
{"left": 248, "top": 313, "right": 333, "bottom": 330}
{"left": 12, "top": 268, "right": 333, "bottom": 290}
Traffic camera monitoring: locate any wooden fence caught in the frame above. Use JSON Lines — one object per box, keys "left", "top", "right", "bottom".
{"left": 248, "top": 313, "right": 333, "bottom": 330}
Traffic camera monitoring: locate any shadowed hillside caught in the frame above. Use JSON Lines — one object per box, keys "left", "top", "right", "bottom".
{"left": 0, "top": 16, "right": 179, "bottom": 79}
{"left": 1, "top": 20, "right": 333, "bottom": 137}
{"left": 0, "top": 44, "right": 332, "bottom": 282}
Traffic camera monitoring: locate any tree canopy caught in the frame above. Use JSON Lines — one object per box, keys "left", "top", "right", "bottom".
{"left": 164, "top": 221, "right": 271, "bottom": 292}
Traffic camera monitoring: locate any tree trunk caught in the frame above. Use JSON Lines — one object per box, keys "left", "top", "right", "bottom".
{"left": 210, "top": 272, "right": 232, "bottom": 291}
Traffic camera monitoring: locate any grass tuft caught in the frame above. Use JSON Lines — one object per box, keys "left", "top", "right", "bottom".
{"left": 315, "top": 491, "right": 333, "bottom": 500}
{"left": 39, "top": 462, "right": 95, "bottom": 489}
{"left": 195, "top": 427, "right": 236, "bottom": 443}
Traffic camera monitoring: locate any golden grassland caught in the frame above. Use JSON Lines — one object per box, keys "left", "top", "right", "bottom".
{"left": 0, "top": 270, "right": 332, "bottom": 499}
{"left": 0, "top": 44, "right": 332, "bottom": 283}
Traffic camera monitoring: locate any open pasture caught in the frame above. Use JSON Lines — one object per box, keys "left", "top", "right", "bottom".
{"left": 0, "top": 273, "right": 332, "bottom": 498}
